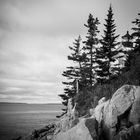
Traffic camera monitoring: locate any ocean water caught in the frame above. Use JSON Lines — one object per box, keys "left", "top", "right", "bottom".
{"left": 0, "top": 103, "right": 62, "bottom": 140}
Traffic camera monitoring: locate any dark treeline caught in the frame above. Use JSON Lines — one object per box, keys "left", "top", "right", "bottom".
{"left": 58, "top": 5, "right": 140, "bottom": 117}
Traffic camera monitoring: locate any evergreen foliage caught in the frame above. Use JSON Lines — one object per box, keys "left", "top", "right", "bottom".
{"left": 59, "top": 36, "right": 83, "bottom": 115}
{"left": 59, "top": 7, "right": 140, "bottom": 118}
{"left": 96, "top": 5, "right": 121, "bottom": 83}
{"left": 83, "top": 14, "right": 100, "bottom": 86}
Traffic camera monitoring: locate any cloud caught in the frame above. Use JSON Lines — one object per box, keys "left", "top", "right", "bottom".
{"left": 0, "top": 26, "right": 69, "bottom": 103}
{"left": 0, "top": 0, "right": 88, "bottom": 36}
{"left": 0, "top": 0, "right": 140, "bottom": 103}
{"left": 0, "top": 78, "right": 62, "bottom": 103}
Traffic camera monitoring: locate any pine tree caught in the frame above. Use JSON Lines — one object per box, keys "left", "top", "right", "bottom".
{"left": 59, "top": 36, "right": 83, "bottom": 115}
{"left": 96, "top": 5, "right": 120, "bottom": 83}
{"left": 83, "top": 14, "right": 100, "bottom": 86}
{"left": 62, "top": 36, "right": 83, "bottom": 98}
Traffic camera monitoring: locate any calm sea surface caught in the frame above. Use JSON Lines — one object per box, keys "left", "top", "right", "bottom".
{"left": 0, "top": 103, "right": 62, "bottom": 140}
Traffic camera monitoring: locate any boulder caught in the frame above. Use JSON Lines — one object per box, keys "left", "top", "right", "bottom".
{"left": 92, "top": 85, "right": 140, "bottom": 140}
{"left": 94, "top": 100, "right": 108, "bottom": 124}
{"left": 53, "top": 119, "right": 93, "bottom": 140}
{"left": 103, "top": 85, "right": 136, "bottom": 128}
{"left": 92, "top": 84, "right": 136, "bottom": 128}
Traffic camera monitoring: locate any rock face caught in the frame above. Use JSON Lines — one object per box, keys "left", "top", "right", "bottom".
{"left": 93, "top": 98, "right": 107, "bottom": 123}
{"left": 21, "top": 85, "right": 140, "bottom": 140}
{"left": 104, "top": 85, "right": 135, "bottom": 128}
{"left": 53, "top": 118, "right": 98, "bottom": 140}
{"left": 54, "top": 99, "right": 78, "bottom": 133}
{"left": 53, "top": 85, "right": 140, "bottom": 140}
{"left": 95, "top": 85, "right": 140, "bottom": 140}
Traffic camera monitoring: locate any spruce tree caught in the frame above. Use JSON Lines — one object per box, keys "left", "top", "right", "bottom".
{"left": 59, "top": 36, "right": 83, "bottom": 115}
{"left": 96, "top": 5, "right": 120, "bottom": 83}
{"left": 83, "top": 14, "right": 100, "bottom": 86}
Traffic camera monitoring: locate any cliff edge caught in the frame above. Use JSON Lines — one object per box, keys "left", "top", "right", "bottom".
{"left": 21, "top": 85, "right": 140, "bottom": 140}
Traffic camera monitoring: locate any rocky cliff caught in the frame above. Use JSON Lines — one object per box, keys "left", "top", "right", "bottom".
{"left": 21, "top": 85, "right": 140, "bottom": 140}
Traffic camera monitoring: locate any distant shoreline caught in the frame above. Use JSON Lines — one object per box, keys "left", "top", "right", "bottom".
{"left": 0, "top": 102, "right": 61, "bottom": 105}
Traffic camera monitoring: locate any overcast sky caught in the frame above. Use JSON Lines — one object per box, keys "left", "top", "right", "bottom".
{"left": 0, "top": 0, "right": 140, "bottom": 103}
